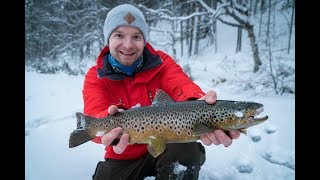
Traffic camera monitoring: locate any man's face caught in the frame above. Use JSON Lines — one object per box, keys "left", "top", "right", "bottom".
{"left": 109, "top": 26, "right": 145, "bottom": 66}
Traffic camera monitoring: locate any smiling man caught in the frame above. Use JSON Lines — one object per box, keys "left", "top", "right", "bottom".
{"left": 81, "top": 4, "right": 240, "bottom": 180}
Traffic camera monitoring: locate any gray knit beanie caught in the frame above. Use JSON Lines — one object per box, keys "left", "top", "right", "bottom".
{"left": 103, "top": 4, "right": 148, "bottom": 46}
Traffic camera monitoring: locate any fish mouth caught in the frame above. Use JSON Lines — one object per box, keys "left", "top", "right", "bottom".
{"left": 248, "top": 115, "right": 268, "bottom": 121}
{"left": 244, "top": 106, "right": 268, "bottom": 124}
{"left": 230, "top": 106, "right": 268, "bottom": 130}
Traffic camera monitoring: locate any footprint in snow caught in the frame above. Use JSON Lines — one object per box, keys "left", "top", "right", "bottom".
{"left": 233, "top": 154, "right": 254, "bottom": 174}
{"left": 261, "top": 149, "right": 295, "bottom": 170}
{"left": 236, "top": 164, "right": 253, "bottom": 173}
{"left": 264, "top": 123, "right": 277, "bottom": 134}
{"left": 248, "top": 128, "right": 262, "bottom": 142}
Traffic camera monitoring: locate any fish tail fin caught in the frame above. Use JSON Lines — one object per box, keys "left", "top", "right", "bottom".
{"left": 69, "top": 112, "right": 95, "bottom": 148}
{"left": 69, "top": 129, "right": 93, "bottom": 148}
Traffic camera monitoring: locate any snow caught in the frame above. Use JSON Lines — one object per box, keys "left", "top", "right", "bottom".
{"left": 25, "top": 8, "right": 294, "bottom": 180}
{"left": 25, "top": 69, "right": 294, "bottom": 180}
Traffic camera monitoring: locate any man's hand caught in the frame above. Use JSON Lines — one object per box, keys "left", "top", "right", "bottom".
{"left": 198, "top": 90, "right": 241, "bottom": 147}
{"left": 100, "top": 105, "right": 129, "bottom": 154}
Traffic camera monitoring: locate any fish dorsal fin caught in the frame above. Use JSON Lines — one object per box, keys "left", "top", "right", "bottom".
{"left": 193, "top": 123, "right": 218, "bottom": 136}
{"left": 147, "top": 136, "right": 167, "bottom": 158}
{"left": 152, "top": 89, "right": 175, "bottom": 106}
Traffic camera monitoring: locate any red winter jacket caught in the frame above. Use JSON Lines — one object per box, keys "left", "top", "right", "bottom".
{"left": 83, "top": 42, "right": 205, "bottom": 160}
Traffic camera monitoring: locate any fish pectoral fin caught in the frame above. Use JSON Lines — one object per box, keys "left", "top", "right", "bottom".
{"left": 192, "top": 123, "right": 216, "bottom": 136}
{"left": 239, "top": 128, "right": 247, "bottom": 135}
{"left": 147, "top": 136, "right": 167, "bottom": 158}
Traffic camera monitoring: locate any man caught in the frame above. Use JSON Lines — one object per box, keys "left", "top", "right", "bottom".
{"left": 82, "top": 4, "right": 240, "bottom": 179}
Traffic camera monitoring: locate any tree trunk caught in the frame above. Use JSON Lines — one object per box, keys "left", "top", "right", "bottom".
{"left": 266, "top": 0, "right": 271, "bottom": 46}
{"left": 253, "top": 0, "right": 259, "bottom": 16}
{"left": 212, "top": 0, "right": 217, "bottom": 53}
{"left": 246, "top": 25, "right": 262, "bottom": 72}
{"left": 180, "top": 20, "right": 184, "bottom": 57}
{"left": 236, "top": 27, "right": 242, "bottom": 53}
{"left": 188, "top": 4, "right": 195, "bottom": 57}
{"left": 194, "top": 7, "right": 200, "bottom": 55}
{"left": 288, "top": 2, "right": 294, "bottom": 54}
{"left": 258, "top": 0, "right": 265, "bottom": 37}
{"left": 214, "top": 20, "right": 218, "bottom": 53}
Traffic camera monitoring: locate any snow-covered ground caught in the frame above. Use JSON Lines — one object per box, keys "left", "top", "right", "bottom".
{"left": 25, "top": 70, "right": 294, "bottom": 180}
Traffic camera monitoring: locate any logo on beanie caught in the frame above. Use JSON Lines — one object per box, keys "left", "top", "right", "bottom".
{"left": 124, "top": 13, "right": 136, "bottom": 24}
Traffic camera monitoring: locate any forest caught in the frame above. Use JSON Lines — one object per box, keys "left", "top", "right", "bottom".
{"left": 25, "top": 0, "right": 295, "bottom": 94}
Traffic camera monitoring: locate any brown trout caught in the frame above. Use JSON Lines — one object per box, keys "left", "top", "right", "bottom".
{"left": 69, "top": 89, "right": 268, "bottom": 157}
